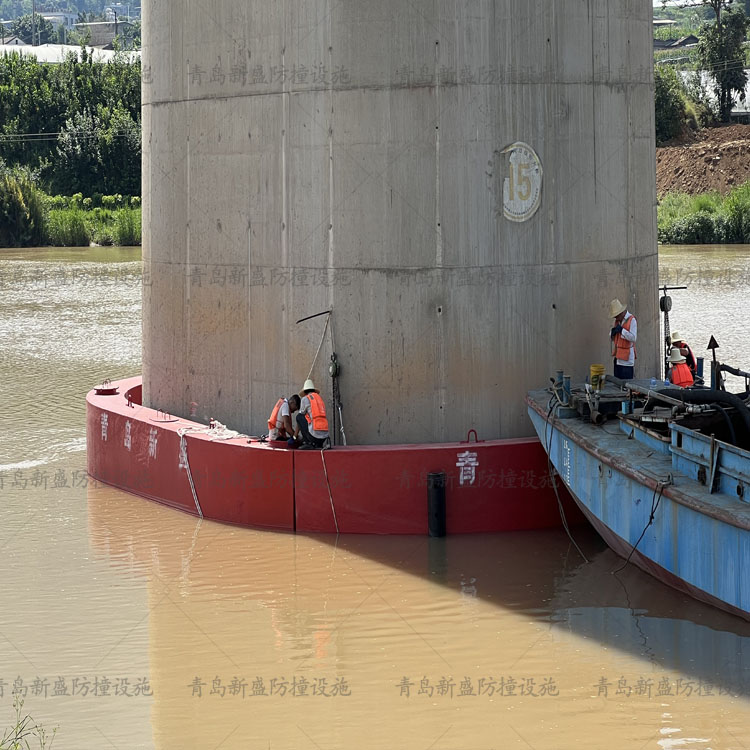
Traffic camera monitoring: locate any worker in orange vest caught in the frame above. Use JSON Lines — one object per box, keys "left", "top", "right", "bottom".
{"left": 669, "top": 331, "right": 697, "bottom": 375}
{"left": 294, "top": 379, "right": 330, "bottom": 450}
{"left": 609, "top": 298, "right": 637, "bottom": 380}
{"left": 267, "top": 394, "right": 301, "bottom": 441}
{"left": 667, "top": 348, "right": 694, "bottom": 388}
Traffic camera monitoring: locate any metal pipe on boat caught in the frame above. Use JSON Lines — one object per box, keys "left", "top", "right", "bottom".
{"left": 590, "top": 409, "right": 606, "bottom": 425}
{"left": 626, "top": 383, "right": 685, "bottom": 407}
{"left": 563, "top": 376, "right": 571, "bottom": 405}
{"left": 605, "top": 375, "right": 630, "bottom": 391}
{"left": 427, "top": 472, "right": 446, "bottom": 538}
{"left": 710, "top": 360, "right": 725, "bottom": 390}
{"left": 656, "top": 388, "right": 750, "bottom": 438}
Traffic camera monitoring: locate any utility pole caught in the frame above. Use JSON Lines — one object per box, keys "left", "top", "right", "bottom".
{"left": 31, "top": 0, "right": 36, "bottom": 45}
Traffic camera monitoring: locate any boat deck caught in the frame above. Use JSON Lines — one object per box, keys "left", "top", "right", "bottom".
{"left": 527, "top": 383, "right": 750, "bottom": 619}
{"left": 527, "top": 385, "right": 750, "bottom": 532}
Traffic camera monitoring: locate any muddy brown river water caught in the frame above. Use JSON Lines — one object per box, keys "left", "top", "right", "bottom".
{"left": 0, "top": 245, "right": 748, "bottom": 749}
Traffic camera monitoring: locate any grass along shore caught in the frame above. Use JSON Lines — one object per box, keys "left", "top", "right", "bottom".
{"left": 5, "top": 164, "right": 750, "bottom": 249}
{"left": 44, "top": 193, "right": 141, "bottom": 247}
{"left": 0, "top": 169, "right": 141, "bottom": 248}
{"left": 659, "top": 182, "right": 750, "bottom": 245}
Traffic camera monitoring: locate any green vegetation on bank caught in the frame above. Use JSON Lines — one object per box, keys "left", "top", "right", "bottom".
{"left": 659, "top": 183, "right": 750, "bottom": 244}
{"left": 1, "top": 163, "right": 140, "bottom": 247}
{"left": 46, "top": 194, "right": 141, "bottom": 246}
{"left": 0, "top": 48, "right": 140, "bottom": 197}
{"left": 0, "top": 165, "right": 45, "bottom": 246}
{"left": 655, "top": 67, "right": 714, "bottom": 143}
{"left": 0, "top": 46, "right": 141, "bottom": 247}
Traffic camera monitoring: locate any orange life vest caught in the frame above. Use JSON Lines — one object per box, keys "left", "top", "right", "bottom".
{"left": 305, "top": 393, "right": 329, "bottom": 432}
{"left": 612, "top": 314, "right": 637, "bottom": 362}
{"left": 268, "top": 398, "right": 285, "bottom": 432}
{"left": 670, "top": 362, "right": 694, "bottom": 388}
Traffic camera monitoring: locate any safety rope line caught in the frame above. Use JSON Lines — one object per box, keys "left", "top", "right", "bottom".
{"left": 306, "top": 313, "right": 330, "bottom": 381}
{"left": 175, "top": 421, "right": 249, "bottom": 520}
{"left": 320, "top": 448, "right": 339, "bottom": 534}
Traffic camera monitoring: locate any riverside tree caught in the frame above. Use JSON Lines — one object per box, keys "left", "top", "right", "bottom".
{"left": 0, "top": 161, "right": 45, "bottom": 247}
{"left": 655, "top": 66, "right": 689, "bottom": 144}
{"left": 697, "top": 4, "right": 750, "bottom": 121}
{"left": 663, "top": 0, "right": 750, "bottom": 122}
{"left": 0, "top": 48, "right": 141, "bottom": 196}
{"left": 10, "top": 13, "right": 54, "bottom": 44}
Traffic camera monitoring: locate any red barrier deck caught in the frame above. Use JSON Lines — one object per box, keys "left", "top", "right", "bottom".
{"left": 87, "top": 377, "right": 581, "bottom": 534}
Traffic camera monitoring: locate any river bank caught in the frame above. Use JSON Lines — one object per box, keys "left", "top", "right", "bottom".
{"left": 658, "top": 183, "right": 750, "bottom": 244}
{"left": 0, "top": 169, "right": 141, "bottom": 248}
{"left": 46, "top": 205, "right": 141, "bottom": 247}
{"left": 657, "top": 124, "right": 750, "bottom": 197}
{"left": 657, "top": 125, "right": 750, "bottom": 244}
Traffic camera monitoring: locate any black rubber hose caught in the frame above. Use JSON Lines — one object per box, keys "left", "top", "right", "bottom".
{"left": 656, "top": 388, "right": 750, "bottom": 437}
{"left": 714, "top": 404, "right": 738, "bottom": 447}
{"left": 718, "top": 363, "right": 750, "bottom": 379}
{"left": 713, "top": 365, "right": 750, "bottom": 399}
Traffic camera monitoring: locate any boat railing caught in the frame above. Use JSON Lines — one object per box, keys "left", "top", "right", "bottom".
{"left": 670, "top": 422, "right": 750, "bottom": 501}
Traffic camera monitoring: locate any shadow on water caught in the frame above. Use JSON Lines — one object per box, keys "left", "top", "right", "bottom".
{"left": 314, "top": 529, "right": 750, "bottom": 695}
{"left": 87, "top": 483, "right": 750, "bottom": 696}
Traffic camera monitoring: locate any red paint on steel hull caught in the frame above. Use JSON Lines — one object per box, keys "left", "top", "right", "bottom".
{"left": 87, "top": 377, "right": 582, "bottom": 534}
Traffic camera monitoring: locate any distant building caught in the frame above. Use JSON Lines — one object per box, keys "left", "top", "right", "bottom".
{"left": 74, "top": 21, "right": 134, "bottom": 47}
{"left": 0, "top": 42, "right": 140, "bottom": 64}
{"left": 42, "top": 13, "right": 78, "bottom": 30}
{"left": 105, "top": 4, "right": 138, "bottom": 22}
{"left": 654, "top": 34, "right": 699, "bottom": 50}
{"left": 671, "top": 34, "right": 699, "bottom": 48}
{"left": 1, "top": 35, "right": 26, "bottom": 46}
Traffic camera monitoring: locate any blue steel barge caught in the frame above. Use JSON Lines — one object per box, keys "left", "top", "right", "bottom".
{"left": 526, "top": 380, "right": 750, "bottom": 621}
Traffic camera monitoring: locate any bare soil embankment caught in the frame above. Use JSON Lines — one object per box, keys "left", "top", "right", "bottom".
{"left": 657, "top": 124, "right": 750, "bottom": 196}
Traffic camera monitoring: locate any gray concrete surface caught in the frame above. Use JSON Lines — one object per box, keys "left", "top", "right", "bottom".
{"left": 142, "top": 0, "right": 659, "bottom": 444}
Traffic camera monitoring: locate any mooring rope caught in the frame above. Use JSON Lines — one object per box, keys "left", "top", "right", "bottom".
{"left": 320, "top": 448, "right": 339, "bottom": 534}
{"left": 545, "top": 394, "right": 589, "bottom": 563}
{"left": 175, "top": 420, "right": 249, "bottom": 519}
{"left": 612, "top": 479, "right": 669, "bottom": 574}
{"left": 178, "top": 429, "right": 204, "bottom": 519}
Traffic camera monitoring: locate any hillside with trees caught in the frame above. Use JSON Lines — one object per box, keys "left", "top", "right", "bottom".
{"left": 654, "top": 1, "right": 750, "bottom": 243}
{"left": 0, "top": 48, "right": 140, "bottom": 196}
{"left": 654, "top": 1, "right": 750, "bottom": 144}
{"left": 0, "top": 47, "right": 141, "bottom": 246}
